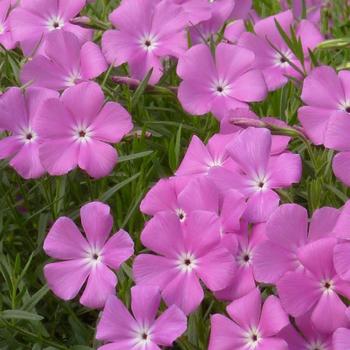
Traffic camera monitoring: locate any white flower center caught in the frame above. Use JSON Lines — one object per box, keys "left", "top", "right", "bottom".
{"left": 177, "top": 252, "right": 197, "bottom": 272}
{"left": 139, "top": 34, "right": 158, "bottom": 51}
{"left": 307, "top": 341, "right": 326, "bottom": 350}
{"left": 86, "top": 247, "right": 102, "bottom": 266}
{"left": 134, "top": 326, "right": 152, "bottom": 347}
{"left": 274, "top": 49, "right": 293, "bottom": 68}
{"left": 19, "top": 127, "right": 37, "bottom": 144}
{"left": 339, "top": 100, "right": 350, "bottom": 113}
{"left": 249, "top": 173, "right": 270, "bottom": 192}
{"left": 47, "top": 16, "right": 65, "bottom": 31}
{"left": 212, "top": 79, "right": 231, "bottom": 96}
{"left": 65, "top": 70, "right": 82, "bottom": 87}
{"left": 74, "top": 125, "right": 92, "bottom": 143}
{"left": 245, "top": 327, "right": 262, "bottom": 349}
{"left": 175, "top": 208, "right": 187, "bottom": 222}
{"left": 320, "top": 279, "right": 334, "bottom": 294}
{"left": 208, "top": 158, "right": 223, "bottom": 168}
{"left": 237, "top": 248, "right": 253, "bottom": 267}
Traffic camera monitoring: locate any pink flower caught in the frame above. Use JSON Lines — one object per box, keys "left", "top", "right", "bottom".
{"left": 280, "top": 312, "right": 332, "bottom": 350}
{"left": 43, "top": 201, "right": 134, "bottom": 309}
{"left": 277, "top": 238, "right": 350, "bottom": 333}
{"left": 333, "top": 310, "right": 350, "bottom": 350}
{"left": 210, "top": 127, "right": 302, "bottom": 223}
{"left": 96, "top": 285, "right": 187, "bottom": 350}
{"left": 21, "top": 30, "right": 107, "bottom": 91}
{"left": 209, "top": 289, "right": 289, "bottom": 350}
{"left": 0, "top": 0, "right": 16, "bottom": 50}
{"left": 238, "top": 10, "right": 323, "bottom": 91}
{"left": 36, "top": 82, "right": 133, "bottom": 178}
{"left": 215, "top": 223, "right": 266, "bottom": 301}
{"left": 9, "top": 0, "right": 92, "bottom": 56}
{"left": 0, "top": 87, "right": 58, "bottom": 179}
{"left": 133, "top": 210, "right": 235, "bottom": 314}
{"left": 177, "top": 43, "right": 267, "bottom": 120}
{"left": 102, "top": 0, "right": 187, "bottom": 84}
{"left": 254, "top": 204, "right": 339, "bottom": 284}
{"left": 298, "top": 66, "right": 350, "bottom": 146}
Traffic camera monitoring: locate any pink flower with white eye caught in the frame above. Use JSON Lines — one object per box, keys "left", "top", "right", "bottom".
{"left": 253, "top": 204, "right": 340, "bottom": 284}
{"left": 96, "top": 285, "right": 187, "bottom": 350}
{"left": 0, "top": 87, "right": 58, "bottom": 179}
{"left": 238, "top": 10, "right": 323, "bottom": 91}
{"left": 210, "top": 127, "right": 302, "bottom": 223}
{"left": 102, "top": 0, "right": 187, "bottom": 84}
{"left": 43, "top": 201, "right": 134, "bottom": 309}
{"left": 36, "top": 82, "right": 133, "bottom": 179}
{"left": 133, "top": 210, "right": 235, "bottom": 315}
{"left": 209, "top": 289, "right": 289, "bottom": 350}
{"left": 280, "top": 312, "right": 332, "bottom": 350}
{"left": 215, "top": 223, "right": 266, "bottom": 301}
{"left": 9, "top": 0, "right": 92, "bottom": 56}
{"left": 177, "top": 43, "right": 267, "bottom": 120}
{"left": 21, "top": 30, "right": 107, "bottom": 91}
{"left": 298, "top": 66, "right": 350, "bottom": 146}
{"left": 277, "top": 238, "right": 350, "bottom": 334}
{"left": 0, "top": 0, "right": 16, "bottom": 50}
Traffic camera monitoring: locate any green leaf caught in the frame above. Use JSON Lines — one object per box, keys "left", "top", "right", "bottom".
{"left": 131, "top": 68, "right": 153, "bottom": 108}
{"left": 0, "top": 310, "right": 43, "bottom": 321}
{"left": 118, "top": 150, "right": 153, "bottom": 163}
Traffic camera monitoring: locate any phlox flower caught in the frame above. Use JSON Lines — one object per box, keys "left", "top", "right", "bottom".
{"left": 102, "top": 0, "right": 187, "bottom": 84}
{"left": 9, "top": 0, "right": 92, "bottom": 56}
{"left": 43, "top": 201, "right": 134, "bottom": 309}
{"left": 21, "top": 30, "right": 107, "bottom": 91}
{"left": 277, "top": 238, "right": 350, "bottom": 334}
{"left": 298, "top": 66, "right": 350, "bottom": 146}
{"left": 0, "top": 0, "right": 16, "bottom": 50}
{"left": 36, "top": 82, "right": 133, "bottom": 178}
{"left": 0, "top": 87, "right": 58, "bottom": 179}
{"left": 280, "top": 312, "right": 332, "bottom": 350}
{"left": 215, "top": 223, "right": 266, "bottom": 301}
{"left": 209, "top": 289, "right": 289, "bottom": 350}
{"left": 177, "top": 43, "right": 267, "bottom": 120}
{"left": 96, "top": 285, "right": 187, "bottom": 350}
{"left": 210, "top": 127, "right": 302, "bottom": 223}
{"left": 238, "top": 10, "right": 323, "bottom": 91}
{"left": 333, "top": 310, "right": 350, "bottom": 350}
{"left": 253, "top": 204, "right": 340, "bottom": 284}
{"left": 133, "top": 210, "right": 235, "bottom": 315}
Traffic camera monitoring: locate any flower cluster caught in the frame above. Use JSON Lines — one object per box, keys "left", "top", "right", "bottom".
{"left": 2, "top": 0, "right": 350, "bottom": 349}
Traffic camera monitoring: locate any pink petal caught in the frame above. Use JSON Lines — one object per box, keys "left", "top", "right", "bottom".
{"left": 162, "top": 271, "right": 203, "bottom": 315}
{"left": 253, "top": 242, "right": 296, "bottom": 284}
{"left": 141, "top": 212, "right": 185, "bottom": 258}
{"left": 0, "top": 136, "right": 22, "bottom": 159}
{"left": 333, "top": 328, "right": 350, "bottom": 350}
{"left": 268, "top": 153, "right": 302, "bottom": 188}
{"left": 244, "top": 190, "right": 280, "bottom": 223}
{"left": 61, "top": 82, "right": 104, "bottom": 126}
{"left": 58, "top": 0, "right": 86, "bottom": 20}
{"left": 277, "top": 271, "right": 320, "bottom": 317}
{"left": 96, "top": 295, "right": 137, "bottom": 342}
{"left": 308, "top": 207, "right": 340, "bottom": 241}
{"left": 90, "top": 102, "right": 133, "bottom": 143}
{"left": 301, "top": 66, "right": 344, "bottom": 109}
{"left": 334, "top": 242, "right": 350, "bottom": 281}
{"left": 265, "top": 204, "right": 308, "bottom": 250}
{"left": 296, "top": 20, "right": 323, "bottom": 52}
{"left": 325, "top": 111, "right": 350, "bottom": 151}
{"left": 78, "top": 140, "right": 118, "bottom": 178}
{"left": 80, "top": 41, "right": 107, "bottom": 79}
{"left": 133, "top": 254, "right": 178, "bottom": 289}
{"left": 208, "top": 314, "right": 246, "bottom": 350}
{"left": 298, "top": 106, "right": 333, "bottom": 145}
{"left": 152, "top": 305, "right": 187, "bottom": 346}
{"left": 259, "top": 296, "right": 289, "bottom": 336}
{"left": 332, "top": 151, "right": 350, "bottom": 187}
{"left": 227, "top": 288, "right": 261, "bottom": 329}
{"left": 333, "top": 200, "right": 350, "bottom": 239}
{"left": 196, "top": 246, "right": 235, "bottom": 291}
{"left": 43, "top": 216, "right": 88, "bottom": 260}
{"left": 10, "top": 142, "right": 45, "bottom": 179}
{"left": 131, "top": 285, "right": 161, "bottom": 325}
{"left": 226, "top": 127, "right": 271, "bottom": 176}
{"left": 80, "top": 263, "right": 117, "bottom": 309}
{"left": 80, "top": 201, "right": 113, "bottom": 249}
{"left": 258, "top": 338, "right": 288, "bottom": 350}
{"left": 183, "top": 211, "right": 221, "bottom": 257}
{"left": 298, "top": 238, "right": 337, "bottom": 279}
{"left": 311, "top": 293, "right": 348, "bottom": 333}
{"left": 44, "top": 259, "right": 90, "bottom": 301}
{"left": 102, "top": 229, "right": 134, "bottom": 270}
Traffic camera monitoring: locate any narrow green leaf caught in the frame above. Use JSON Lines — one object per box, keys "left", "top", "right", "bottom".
{"left": 1, "top": 310, "right": 43, "bottom": 321}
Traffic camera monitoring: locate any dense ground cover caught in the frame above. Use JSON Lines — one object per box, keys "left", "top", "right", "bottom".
{"left": 2, "top": 0, "right": 350, "bottom": 349}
